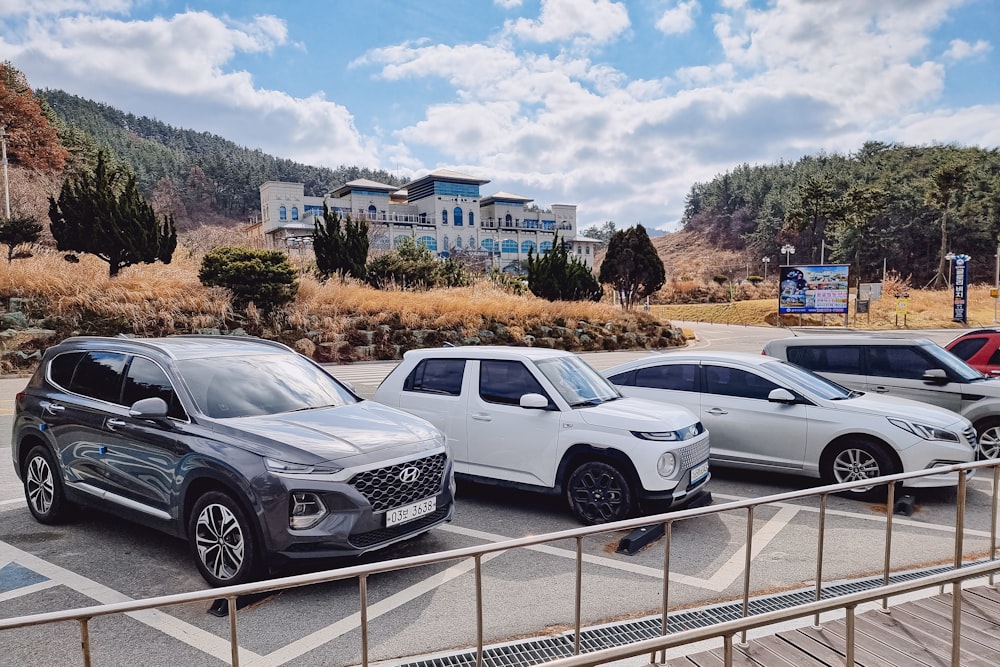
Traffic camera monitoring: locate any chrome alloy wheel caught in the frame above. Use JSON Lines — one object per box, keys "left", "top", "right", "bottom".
{"left": 831, "top": 447, "right": 881, "bottom": 489}
{"left": 194, "top": 503, "right": 246, "bottom": 582}
{"left": 25, "top": 455, "right": 55, "bottom": 515}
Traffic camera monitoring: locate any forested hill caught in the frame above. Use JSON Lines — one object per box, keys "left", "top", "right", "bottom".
{"left": 37, "top": 89, "right": 405, "bottom": 229}
{"left": 679, "top": 142, "right": 1000, "bottom": 286}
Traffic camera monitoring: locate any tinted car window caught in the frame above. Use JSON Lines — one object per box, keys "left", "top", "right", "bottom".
{"left": 867, "top": 346, "right": 934, "bottom": 379}
{"left": 606, "top": 369, "right": 634, "bottom": 386}
{"left": 122, "top": 356, "right": 186, "bottom": 420}
{"left": 634, "top": 364, "right": 699, "bottom": 391}
{"left": 403, "top": 358, "right": 466, "bottom": 395}
{"left": 479, "top": 360, "right": 546, "bottom": 405}
{"left": 69, "top": 351, "right": 128, "bottom": 403}
{"left": 949, "top": 337, "right": 987, "bottom": 361}
{"left": 989, "top": 348, "right": 1000, "bottom": 366}
{"left": 787, "top": 346, "right": 863, "bottom": 374}
{"left": 49, "top": 351, "right": 84, "bottom": 389}
{"left": 704, "top": 366, "right": 778, "bottom": 400}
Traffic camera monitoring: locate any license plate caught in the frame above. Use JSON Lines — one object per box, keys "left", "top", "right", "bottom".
{"left": 385, "top": 497, "right": 436, "bottom": 527}
{"left": 690, "top": 461, "right": 709, "bottom": 483}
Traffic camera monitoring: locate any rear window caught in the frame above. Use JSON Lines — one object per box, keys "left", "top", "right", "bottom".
{"left": 69, "top": 351, "right": 128, "bottom": 403}
{"left": 403, "top": 358, "right": 466, "bottom": 396}
{"left": 786, "top": 346, "right": 863, "bottom": 375}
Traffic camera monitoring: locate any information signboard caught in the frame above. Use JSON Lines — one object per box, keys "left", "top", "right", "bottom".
{"left": 778, "top": 264, "right": 850, "bottom": 314}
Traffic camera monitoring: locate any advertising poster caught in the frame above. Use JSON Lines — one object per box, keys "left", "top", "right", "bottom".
{"left": 778, "top": 264, "right": 850, "bottom": 314}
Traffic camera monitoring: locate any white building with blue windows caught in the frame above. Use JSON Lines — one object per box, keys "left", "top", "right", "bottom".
{"left": 254, "top": 169, "right": 600, "bottom": 268}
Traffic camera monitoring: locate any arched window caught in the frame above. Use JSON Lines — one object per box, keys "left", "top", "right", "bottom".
{"left": 501, "top": 239, "right": 517, "bottom": 253}
{"left": 521, "top": 240, "right": 537, "bottom": 254}
{"left": 368, "top": 204, "right": 377, "bottom": 219}
{"left": 481, "top": 238, "right": 495, "bottom": 252}
{"left": 279, "top": 206, "right": 287, "bottom": 221}
{"left": 540, "top": 241, "right": 554, "bottom": 253}
{"left": 454, "top": 207, "right": 463, "bottom": 226}
{"left": 469, "top": 236, "right": 476, "bottom": 249}
{"left": 455, "top": 236, "right": 463, "bottom": 249}
{"left": 468, "top": 211, "right": 475, "bottom": 227}
{"left": 504, "top": 214, "right": 513, "bottom": 228}
{"left": 291, "top": 207, "right": 299, "bottom": 221}
{"left": 442, "top": 235, "right": 450, "bottom": 250}
{"left": 418, "top": 235, "right": 438, "bottom": 251}
{"left": 442, "top": 210, "right": 448, "bottom": 225}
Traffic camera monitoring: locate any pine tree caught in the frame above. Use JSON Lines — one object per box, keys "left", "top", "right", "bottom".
{"left": 0, "top": 214, "right": 42, "bottom": 262}
{"left": 599, "top": 224, "right": 665, "bottom": 309}
{"left": 314, "top": 204, "right": 369, "bottom": 280}
{"left": 48, "top": 151, "right": 177, "bottom": 277}
{"left": 527, "top": 236, "right": 603, "bottom": 302}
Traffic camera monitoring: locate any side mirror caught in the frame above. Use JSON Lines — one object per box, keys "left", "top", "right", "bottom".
{"left": 921, "top": 368, "right": 949, "bottom": 385}
{"left": 767, "top": 388, "right": 797, "bottom": 403}
{"left": 129, "top": 397, "right": 170, "bottom": 420}
{"left": 519, "top": 393, "right": 550, "bottom": 409}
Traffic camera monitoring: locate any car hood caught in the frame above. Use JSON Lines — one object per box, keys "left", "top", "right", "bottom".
{"left": 824, "top": 392, "right": 969, "bottom": 428}
{"left": 208, "top": 401, "right": 443, "bottom": 463}
{"left": 576, "top": 397, "right": 699, "bottom": 431}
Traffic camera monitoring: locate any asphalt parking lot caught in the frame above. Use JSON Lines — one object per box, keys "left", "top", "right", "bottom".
{"left": 2, "top": 324, "right": 996, "bottom": 666}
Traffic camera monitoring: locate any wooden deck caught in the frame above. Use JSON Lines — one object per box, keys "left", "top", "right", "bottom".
{"left": 668, "top": 586, "right": 1000, "bottom": 666}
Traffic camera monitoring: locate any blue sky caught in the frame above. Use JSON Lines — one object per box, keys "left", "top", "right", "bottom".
{"left": 2, "top": 0, "right": 998, "bottom": 231}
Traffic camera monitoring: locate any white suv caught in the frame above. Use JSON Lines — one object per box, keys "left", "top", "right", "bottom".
{"left": 373, "top": 346, "right": 711, "bottom": 524}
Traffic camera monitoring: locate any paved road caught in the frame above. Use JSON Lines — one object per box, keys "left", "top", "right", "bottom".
{"left": 1, "top": 323, "right": 992, "bottom": 667}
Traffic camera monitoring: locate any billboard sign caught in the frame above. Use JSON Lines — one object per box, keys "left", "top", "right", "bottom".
{"left": 778, "top": 264, "right": 850, "bottom": 314}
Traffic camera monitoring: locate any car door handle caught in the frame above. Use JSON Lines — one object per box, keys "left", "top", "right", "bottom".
{"left": 41, "top": 401, "right": 65, "bottom": 415}
{"left": 471, "top": 413, "right": 493, "bottom": 422}
{"left": 106, "top": 418, "right": 127, "bottom": 430}
{"left": 706, "top": 408, "right": 728, "bottom": 415}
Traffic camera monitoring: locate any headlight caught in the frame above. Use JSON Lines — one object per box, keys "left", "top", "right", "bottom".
{"left": 265, "top": 458, "right": 343, "bottom": 474}
{"left": 657, "top": 452, "right": 678, "bottom": 477}
{"left": 888, "top": 418, "right": 960, "bottom": 442}
{"left": 289, "top": 492, "right": 328, "bottom": 529}
{"left": 632, "top": 422, "right": 704, "bottom": 442}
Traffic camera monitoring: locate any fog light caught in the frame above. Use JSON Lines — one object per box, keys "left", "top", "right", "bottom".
{"left": 289, "top": 492, "right": 328, "bottom": 529}
{"left": 657, "top": 452, "right": 677, "bottom": 478}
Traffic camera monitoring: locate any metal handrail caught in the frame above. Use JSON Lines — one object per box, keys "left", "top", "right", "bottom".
{"left": 3, "top": 458, "right": 998, "bottom": 667}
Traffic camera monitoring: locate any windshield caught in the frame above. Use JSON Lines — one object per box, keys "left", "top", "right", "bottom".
{"left": 762, "top": 358, "right": 856, "bottom": 400}
{"left": 535, "top": 355, "right": 621, "bottom": 406}
{"left": 178, "top": 354, "right": 358, "bottom": 418}
{"left": 923, "top": 342, "right": 986, "bottom": 381}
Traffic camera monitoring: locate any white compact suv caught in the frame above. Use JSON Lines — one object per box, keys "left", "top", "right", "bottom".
{"left": 763, "top": 336, "right": 1000, "bottom": 458}
{"left": 373, "top": 346, "right": 712, "bottom": 524}
{"left": 603, "top": 351, "right": 977, "bottom": 500}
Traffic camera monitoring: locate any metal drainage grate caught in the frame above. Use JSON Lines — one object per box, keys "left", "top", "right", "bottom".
{"left": 387, "top": 559, "right": 990, "bottom": 667}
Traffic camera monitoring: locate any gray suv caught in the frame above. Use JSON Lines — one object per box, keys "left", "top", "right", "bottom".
{"left": 763, "top": 336, "right": 999, "bottom": 458}
{"left": 12, "top": 336, "right": 455, "bottom": 586}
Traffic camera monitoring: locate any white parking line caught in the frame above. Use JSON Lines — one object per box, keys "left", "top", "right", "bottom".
{"left": 0, "top": 540, "right": 262, "bottom": 664}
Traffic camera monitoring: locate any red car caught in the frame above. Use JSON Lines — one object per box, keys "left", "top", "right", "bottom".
{"left": 945, "top": 329, "right": 1000, "bottom": 376}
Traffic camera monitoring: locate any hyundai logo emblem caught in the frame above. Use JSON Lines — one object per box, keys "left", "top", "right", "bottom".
{"left": 399, "top": 466, "right": 421, "bottom": 484}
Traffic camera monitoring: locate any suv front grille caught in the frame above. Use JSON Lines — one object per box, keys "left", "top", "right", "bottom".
{"left": 349, "top": 452, "right": 447, "bottom": 513}
{"left": 678, "top": 435, "right": 711, "bottom": 470}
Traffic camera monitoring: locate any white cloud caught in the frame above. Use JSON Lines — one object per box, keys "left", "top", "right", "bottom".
{"left": 944, "top": 38, "right": 991, "bottom": 62}
{"left": 3, "top": 9, "right": 373, "bottom": 167}
{"left": 655, "top": 1, "right": 699, "bottom": 35}
{"left": 493, "top": 0, "right": 523, "bottom": 8}
{"left": 504, "top": 0, "right": 631, "bottom": 47}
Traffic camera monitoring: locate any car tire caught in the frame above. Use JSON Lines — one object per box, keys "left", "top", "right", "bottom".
{"left": 822, "top": 440, "right": 898, "bottom": 501}
{"left": 974, "top": 418, "right": 1000, "bottom": 459}
{"left": 566, "top": 460, "right": 635, "bottom": 525}
{"left": 188, "top": 491, "right": 259, "bottom": 587}
{"left": 23, "top": 445, "right": 71, "bottom": 524}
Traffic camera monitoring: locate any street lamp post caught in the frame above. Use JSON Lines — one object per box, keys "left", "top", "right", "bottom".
{"left": 781, "top": 244, "right": 795, "bottom": 265}
{"left": 0, "top": 125, "right": 10, "bottom": 218}
{"left": 762, "top": 257, "right": 770, "bottom": 280}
